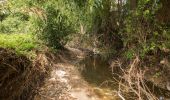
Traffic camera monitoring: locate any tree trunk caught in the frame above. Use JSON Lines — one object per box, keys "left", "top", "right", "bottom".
{"left": 157, "top": 0, "right": 170, "bottom": 24}
{"left": 130, "top": 0, "right": 137, "bottom": 10}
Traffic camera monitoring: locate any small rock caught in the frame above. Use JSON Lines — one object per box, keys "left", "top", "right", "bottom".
{"left": 49, "top": 78, "right": 56, "bottom": 82}
{"left": 166, "top": 82, "right": 170, "bottom": 91}
{"left": 159, "top": 96, "right": 164, "bottom": 100}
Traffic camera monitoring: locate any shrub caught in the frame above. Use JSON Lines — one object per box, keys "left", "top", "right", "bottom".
{"left": 121, "top": 0, "right": 170, "bottom": 58}
{"left": 33, "top": 2, "right": 76, "bottom": 49}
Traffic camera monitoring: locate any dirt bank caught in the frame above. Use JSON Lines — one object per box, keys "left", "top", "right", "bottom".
{"left": 0, "top": 48, "right": 52, "bottom": 100}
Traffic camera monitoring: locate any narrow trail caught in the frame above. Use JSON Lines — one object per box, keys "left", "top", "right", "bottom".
{"left": 34, "top": 47, "right": 118, "bottom": 100}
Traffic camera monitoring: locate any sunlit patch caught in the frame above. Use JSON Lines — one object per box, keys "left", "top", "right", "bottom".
{"left": 70, "top": 89, "right": 98, "bottom": 100}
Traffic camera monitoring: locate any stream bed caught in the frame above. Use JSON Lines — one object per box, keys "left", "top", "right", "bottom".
{"left": 34, "top": 48, "right": 170, "bottom": 100}
{"left": 76, "top": 54, "right": 170, "bottom": 100}
{"left": 72, "top": 54, "right": 119, "bottom": 100}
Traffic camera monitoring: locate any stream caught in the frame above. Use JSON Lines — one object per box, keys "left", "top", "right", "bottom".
{"left": 72, "top": 54, "right": 119, "bottom": 100}
{"left": 76, "top": 54, "right": 170, "bottom": 100}
{"left": 34, "top": 48, "right": 170, "bottom": 100}
{"left": 34, "top": 48, "right": 119, "bottom": 100}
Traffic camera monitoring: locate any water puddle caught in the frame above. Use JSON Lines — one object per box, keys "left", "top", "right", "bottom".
{"left": 75, "top": 54, "right": 119, "bottom": 100}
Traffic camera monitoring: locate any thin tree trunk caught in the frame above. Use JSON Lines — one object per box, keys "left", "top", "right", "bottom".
{"left": 130, "top": 0, "right": 137, "bottom": 10}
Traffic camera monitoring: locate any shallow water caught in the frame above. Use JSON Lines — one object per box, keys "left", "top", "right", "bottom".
{"left": 78, "top": 54, "right": 112, "bottom": 85}
{"left": 75, "top": 54, "right": 118, "bottom": 100}
{"left": 35, "top": 50, "right": 170, "bottom": 100}
{"left": 76, "top": 54, "right": 170, "bottom": 100}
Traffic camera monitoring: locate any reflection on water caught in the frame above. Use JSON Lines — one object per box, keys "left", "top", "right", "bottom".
{"left": 77, "top": 54, "right": 170, "bottom": 99}
{"left": 76, "top": 54, "right": 119, "bottom": 100}
{"left": 77, "top": 54, "right": 113, "bottom": 86}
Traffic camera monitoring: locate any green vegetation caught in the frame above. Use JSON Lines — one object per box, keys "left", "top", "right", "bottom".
{"left": 0, "top": 0, "right": 89, "bottom": 49}
{"left": 0, "top": 0, "right": 169, "bottom": 54}
{"left": 0, "top": 33, "right": 38, "bottom": 55}
{"left": 0, "top": 0, "right": 170, "bottom": 99}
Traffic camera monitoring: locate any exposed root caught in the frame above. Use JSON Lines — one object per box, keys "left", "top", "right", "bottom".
{"left": 111, "top": 56, "right": 159, "bottom": 100}
{"left": 0, "top": 48, "right": 53, "bottom": 100}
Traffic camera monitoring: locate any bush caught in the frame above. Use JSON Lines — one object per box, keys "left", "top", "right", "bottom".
{"left": 121, "top": 0, "right": 170, "bottom": 58}
{"left": 0, "top": 1, "right": 31, "bottom": 34}
{"left": 0, "top": 16, "right": 23, "bottom": 33}
{"left": 1, "top": 0, "right": 91, "bottom": 49}
{"left": 33, "top": 2, "right": 75, "bottom": 49}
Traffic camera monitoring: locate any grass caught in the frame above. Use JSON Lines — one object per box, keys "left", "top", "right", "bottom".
{"left": 0, "top": 33, "right": 38, "bottom": 57}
